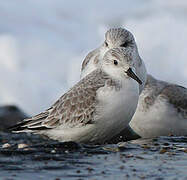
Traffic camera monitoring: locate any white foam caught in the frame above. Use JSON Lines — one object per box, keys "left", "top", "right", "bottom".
{"left": 0, "top": 0, "right": 187, "bottom": 115}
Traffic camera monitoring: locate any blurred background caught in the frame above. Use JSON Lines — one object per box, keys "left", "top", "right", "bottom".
{"left": 0, "top": 0, "right": 187, "bottom": 115}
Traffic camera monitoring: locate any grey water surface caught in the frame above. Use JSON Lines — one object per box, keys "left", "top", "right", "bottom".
{"left": 0, "top": 132, "right": 187, "bottom": 180}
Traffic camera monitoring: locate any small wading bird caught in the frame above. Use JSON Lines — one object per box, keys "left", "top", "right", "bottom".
{"left": 9, "top": 48, "right": 142, "bottom": 144}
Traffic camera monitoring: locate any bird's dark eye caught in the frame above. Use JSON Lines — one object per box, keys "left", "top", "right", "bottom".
{"left": 113, "top": 60, "right": 118, "bottom": 65}
{"left": 104, "top": 41, "right": 108, "bottom": 47}
{"left": 120, "top": 42, "right": 129, "bottom": 47}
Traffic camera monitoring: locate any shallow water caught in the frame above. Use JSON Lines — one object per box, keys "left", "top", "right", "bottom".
{"left": 0, "top": 132, "right": 187, "bottom": 180}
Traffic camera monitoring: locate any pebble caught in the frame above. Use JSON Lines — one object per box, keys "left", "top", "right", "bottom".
{"left": 18, "top": 143, "right": 29, "bottom": 149}
{"left": 159, "top": 148, "right": 168, "bottom": 154}
{"left": 51, "top": 149, "right": 56, "bottom": 153}
{"left": 2, "top": 143, "right": 11, "bottom": 148}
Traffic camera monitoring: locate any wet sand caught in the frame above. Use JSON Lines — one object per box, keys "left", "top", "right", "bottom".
{"left": 0, "top": 132, "right": 187, "bottom": 180}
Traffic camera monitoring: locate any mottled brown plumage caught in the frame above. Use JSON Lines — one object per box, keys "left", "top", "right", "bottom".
{"left": 9, "top": 47, "right": 141, "bottom": 144}
{"left": 10, "top": 69, "right": 122, "bottom": 131}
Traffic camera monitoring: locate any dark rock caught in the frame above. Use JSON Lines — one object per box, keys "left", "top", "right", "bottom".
{"left": 0, "top": 105, "right": 28, "bottom": 131}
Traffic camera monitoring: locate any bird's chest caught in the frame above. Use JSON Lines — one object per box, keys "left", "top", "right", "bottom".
{"left": 96, "top": 79, "right": 139, "bottom": 124}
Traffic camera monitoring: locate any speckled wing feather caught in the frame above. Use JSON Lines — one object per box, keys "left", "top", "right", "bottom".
{"left": 10, "top": 69, "right": 110, "bottom": 132}
{"left": 159, "top": 84, "right": 187, "bottom": 117}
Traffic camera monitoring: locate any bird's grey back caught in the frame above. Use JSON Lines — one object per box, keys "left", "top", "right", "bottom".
{"left": 141, "top": 74, "right": 187, "bottom": 115}
{"left": 11, "top": 69, "right": 124, "bottom": 132}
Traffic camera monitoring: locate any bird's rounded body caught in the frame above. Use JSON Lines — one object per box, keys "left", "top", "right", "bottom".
{"left": 41, "top": 71, "right": 139, "bottom": 144}
{"left": 129, "top": 75, "right": 187, "bottom": 138}
{"left": 10, "top": 47, "right": 141, "bottom": 144}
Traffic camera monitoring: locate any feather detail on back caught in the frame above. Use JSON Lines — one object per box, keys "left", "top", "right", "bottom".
{"left": 141, "top": 75, "right": 187, "bottom": 118}
{"left": 9, "top": 69, "right": 112, "bottom": 132}
{"left": 159, "top": 84, "right": 187, "bottom": 118}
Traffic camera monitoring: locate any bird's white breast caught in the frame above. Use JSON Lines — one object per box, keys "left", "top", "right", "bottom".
{"left": 92, "top": 78, "right": 139, "bottom": 142}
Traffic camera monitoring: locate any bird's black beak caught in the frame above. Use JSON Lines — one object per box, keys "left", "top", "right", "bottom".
{"left": 126, "top": 68, "right": 142, "bottom": 85}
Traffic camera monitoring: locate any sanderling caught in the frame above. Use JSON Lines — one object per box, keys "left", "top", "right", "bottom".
{"left": 128, "top": 74, "right": 187, "bottom": 138}
{"left": 81, "top": 27, "right": 147, "bottom": 93}
{"left": 9, "top": 48, "right": 142, "bottom": 144}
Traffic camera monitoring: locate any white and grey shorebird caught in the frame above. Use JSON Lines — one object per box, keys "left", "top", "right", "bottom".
{"left": 9, "top": 48, "right": 142, "bottom": 144}
{"left": 110, "top": 74, "right": 187, "bottom": 142}
{"left": 81, "top": 27, "right": 147, "bottom": 93}
{"left": 128, "top": 74, "right": 187, "bottom": 138}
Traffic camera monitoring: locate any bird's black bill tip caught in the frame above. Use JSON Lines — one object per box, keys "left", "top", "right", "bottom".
{"left": 126, "top": 68, "right": 142, "bottom": 85}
